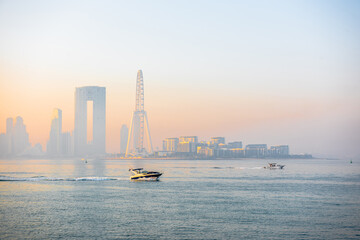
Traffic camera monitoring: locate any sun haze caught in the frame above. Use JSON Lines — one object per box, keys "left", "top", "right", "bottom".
{"left": 0, "top": 0, "right": 359, "bottom": 158}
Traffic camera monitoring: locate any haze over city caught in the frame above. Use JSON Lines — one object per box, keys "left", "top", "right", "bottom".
{"left": 0, "top": 0, "right": 359, "bottom": 158}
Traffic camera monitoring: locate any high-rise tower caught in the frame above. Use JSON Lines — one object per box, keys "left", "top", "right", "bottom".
{"left": 6, "top": 118, "right": 13, "bottom": 155}
{"left": 12, "top": 116, "right": 30, "bottom": 155}
{"left": 126, "top": 70, "right": 153, "bottom": 156}
{"left": 74, "top": 86, "right": 106, "bottom": 156}
{"left": 47, "top": 108, "right": 62, "bottom": 155}
{"left": 120, "top": 124, "right": 128, "bottom": 154}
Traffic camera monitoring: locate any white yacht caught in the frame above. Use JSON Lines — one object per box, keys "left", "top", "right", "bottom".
{"left": 129, "top": 168, "right": 162, "bottom": 180}
{"left": 264, "top": 163, "right": 285, "bottom": 170}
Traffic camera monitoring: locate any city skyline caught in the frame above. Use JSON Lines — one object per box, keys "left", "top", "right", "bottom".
{"left": 0, "top": 78, "right": 298, "bottom": 158}
{"left": 1, "top": 109, "right": 298, "bottom": 159}
{"left": 0, "top": 65, "right": 358, "bottom": 158}
{"left": 0, "top": 110, "right": 298, "bottom": 159}
{"left": 0, "top": 1, "right": 359, "bottom": 158}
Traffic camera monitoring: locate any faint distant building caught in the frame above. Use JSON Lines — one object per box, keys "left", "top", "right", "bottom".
{"left": 12, "top": 116, "right": 30, "bottom": 155}
{"left": 179, "top": 136, "right": 198, "bottom": 144}
{"left": 47, "top": 109, "right": 62, "bottom": 155}
{"left": 177, "top": 136, "right": 198, "bottom": 153}
{"left": 228, "top": 148, "right": 245, "bottom": 158}
{"left": 245, "top": 144, "right": 267, "bottom": 158}
{"left": 163, "top": 138, "right": 179, "bottom": 152}
{"left": 120, "top": 124, "right": 128, "bottom": 154}
{"left": 6, "top": 118, "right": 13, "bottom": 135}
{"left": 223, "top": 141, "right": 244, "bottom": 158}
{"left": 61, "top": 132, "right": 73, "bottom": 156}
{"left": 6, "top": 118, "right": 13, "bottom": 154}
{"left": 197, "top": 146, "right": 214, "bottom": 158}
{"left": 0, "top": 133, "right": 6, "bottom": 156}
{"left": 227, "top": 141, "right": 242, "bottom": 149}
{"left": 269, "top": 145, "right": 289, "bottom": 157}
{"left": 2, "top": 117, "right": 50, "bottom": 157}
{"left": 34, "top": 143, "right": 43, "bottom": 153}
{"left": 177, "top": 142, "right": 197, "bottom": 153}
{"left": 210, "top": 137, "right": 225, "bottom": 146}
{"left": 3, "top": 117, "right": 30, "bottom": 156}
{"left": 74, "top": 86, "right": 106, "bottom": 156}
{"left": 23, "top": 143, "right": 44, "bottom": 156}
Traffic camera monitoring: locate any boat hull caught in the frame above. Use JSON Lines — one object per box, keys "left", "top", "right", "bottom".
{"left": 130, "top": 173, "right": 162, "bottom": 181}
{"left": 264, "top": 165, "right": 285, "bottom": 170}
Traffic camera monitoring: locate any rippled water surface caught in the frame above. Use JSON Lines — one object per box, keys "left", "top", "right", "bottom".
{"left": 0, "top": 158, "right": 359, "bottom": 239}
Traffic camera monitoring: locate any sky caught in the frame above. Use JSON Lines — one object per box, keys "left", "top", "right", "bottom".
{"left": 0, "top": 0, "right": 359, "bottom": 158}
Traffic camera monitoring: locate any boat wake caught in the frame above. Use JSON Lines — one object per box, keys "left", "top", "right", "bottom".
{"left": 211, "top": 166, "right": 263, "bottom": 170}
{"left": 236, "top": 167, "right": 264, "bottom": 170}
{"left": 0, "top": 176, "right": 119, "bottom": 181}
{"left": 174, "top": 166, "right": 263, "bottom": 170}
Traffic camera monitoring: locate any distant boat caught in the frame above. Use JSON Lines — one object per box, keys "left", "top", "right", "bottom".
{"left": 264, "top": 163, "right": 285, "bottom": 170}
{"left": 129, "top": 168, "right": 162, "bottom": 180}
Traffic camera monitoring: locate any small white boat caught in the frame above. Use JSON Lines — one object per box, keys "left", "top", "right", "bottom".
{"left": 264, "top": 163, "right": 285, "bottom": 169}
{"left": 129, "top": 168, "right": 162, "bottom": 180}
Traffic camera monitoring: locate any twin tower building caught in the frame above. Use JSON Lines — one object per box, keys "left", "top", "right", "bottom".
{"left": 74, "top": 86, "right": 106, "bottom": 155}
{"left": 48, "top": 70, "right": 153, "bottom": 157}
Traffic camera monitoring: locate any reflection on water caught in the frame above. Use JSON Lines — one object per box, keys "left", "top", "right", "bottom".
{"left": 0, "top": 181, "right": 64, "bottom": 193}
{"left": 0, "top": 158, "right": 360, "bottom": 239}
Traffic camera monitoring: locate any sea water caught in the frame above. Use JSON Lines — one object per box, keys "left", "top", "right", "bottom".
{"left": 0, "top": 158, "right": 359, "bottom": 239}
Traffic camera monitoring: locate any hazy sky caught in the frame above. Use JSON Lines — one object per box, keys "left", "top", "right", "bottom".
{"left": 0, "top": 0, "right": 359, "bottom": 158}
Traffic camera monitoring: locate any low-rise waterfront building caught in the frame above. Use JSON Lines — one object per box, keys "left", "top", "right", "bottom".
{"left": 268, "top": 145, "right": 289, "bottom": 157}
{"left": 227, "top": 141, "right": 242, "bottom": 149}
{"left": 177, "top": 141, "right": 196, "bottom": 153}
{"left": 163, "top": 138, "right": 179, "bottom": 152}
{"left": 197, "top": 146, "right": 214, "bottom": 158}
{"left": 179, "top": 136, "right": 198, "bottom": 144}
{"left": 210, "top": 137, "right": 225, "bottom": 146}
{"left": 245, "top": 144, "right": 267, "bottom": 158}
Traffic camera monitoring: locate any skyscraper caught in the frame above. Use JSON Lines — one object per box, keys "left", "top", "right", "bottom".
{"left": 6, "top": 118, "right": 13, "bottom": 155}
{"left": 61, "top": 132, "right": 73, "bottom": 156}
{"left": 120, "top": 124, "right": 128, "bottom": 154}
{"left": 126, "top": 70, "right": 153, "bottom": 156}
{"left": 12, "top": 116, "right": 30, "bottom": 155}
{"left": 6, "top": 118, "right": 13, "bottom": 135}
{"left": 46, "top": 108, "right": 62, "bottom": 155}
{"left": 0, "top": 133, "right": 6, "bottom": 156}
{"left": 74, "top": 86, "right": 106, "bottom": 156}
